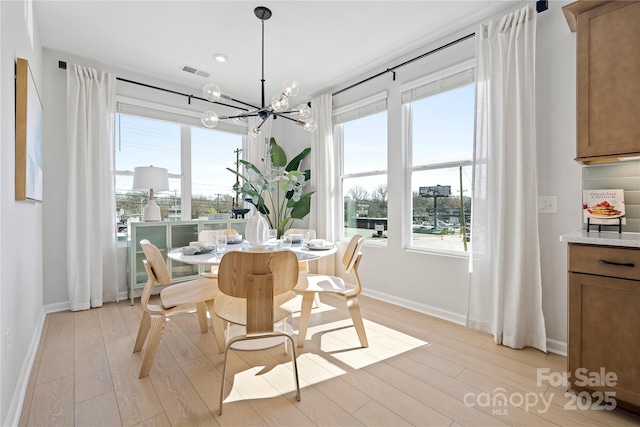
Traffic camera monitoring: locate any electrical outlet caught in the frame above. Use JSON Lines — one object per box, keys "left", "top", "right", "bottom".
{"left": 538, "top": 196, "right": 558, "bottom": 214}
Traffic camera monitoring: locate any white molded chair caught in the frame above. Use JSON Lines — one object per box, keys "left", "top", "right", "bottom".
{"left": 296, "top": 235, "right": 368, "bottom": 348}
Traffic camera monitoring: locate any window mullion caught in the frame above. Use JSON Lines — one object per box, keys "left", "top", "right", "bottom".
{"left": 181, "top": 125, "right": 191, "bottom": 220}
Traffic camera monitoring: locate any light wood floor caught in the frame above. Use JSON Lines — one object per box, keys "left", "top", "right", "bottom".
{"left": 19, "top": 294, "right": 640, "bottom": 427}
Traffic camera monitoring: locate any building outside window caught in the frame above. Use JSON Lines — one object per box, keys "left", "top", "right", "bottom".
{"left": 335, "top": 97, "right": 388, "bottom": 243}
{"left": 403, "top": 66, "right": 475, "bottom": 253}
{"left": 114, "top": 107, "right": 243, "bottom": 231}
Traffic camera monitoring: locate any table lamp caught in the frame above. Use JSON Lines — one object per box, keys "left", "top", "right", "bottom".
{"left": 132, "top": 166, "right": 169, "bottom": 221}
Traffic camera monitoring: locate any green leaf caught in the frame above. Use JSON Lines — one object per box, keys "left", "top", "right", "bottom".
{"left": 269, "top": 137, "right": 287, "bottom": 167}
{"left": 289, "top": 192, "right": 314, "bottom": 219}
{"left": 286, "top": 147, "right": 311, "bottom": 172}
{"left": 237, "top": 160, "right": 264, "bottom": 178}
{"left": 226, "top": 166, "right": 250, "bottom": 185}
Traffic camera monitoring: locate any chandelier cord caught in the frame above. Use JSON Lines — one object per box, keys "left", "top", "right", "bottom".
{"left": 261, "top": 18, "right": 266, "bottom": 110}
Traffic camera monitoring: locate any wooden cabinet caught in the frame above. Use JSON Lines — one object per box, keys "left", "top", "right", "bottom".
{"left": 128, "top": 219, "right": 246, "bottom": 303}
{"left": 568, "top": 243, "right": 640, "bottom": 411}
{"left": 563, "top": 1, "right": 640, "bottom": 163}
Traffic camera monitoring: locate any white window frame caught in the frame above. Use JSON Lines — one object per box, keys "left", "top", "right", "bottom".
{"left": 334, "top": 92, "right": 388, "bottom": 244}
{"left": 402, "top": 61, "right": 476, "bottom": 256}
{"left": 114, "top": 97, "right": 246, "bottom": 221}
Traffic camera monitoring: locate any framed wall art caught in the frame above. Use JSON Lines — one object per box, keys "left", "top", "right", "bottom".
{"left": 15, "top": 57, "right": 44, "bottom": 201}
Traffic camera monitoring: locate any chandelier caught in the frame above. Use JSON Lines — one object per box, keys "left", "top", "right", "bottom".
{"left": 200, "top": 6, "right": 317, "bottom": 138}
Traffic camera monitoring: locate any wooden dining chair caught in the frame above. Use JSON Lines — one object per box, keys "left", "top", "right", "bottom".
{"left": 214, "top": 250, "right": 301, "bottom": 415}
{"left": 198, "top": 228, "right": 239, "bottom": 278}
{"left": 134, "top": 239, "right": 225, "bottom": 378}
{"left": 296, "top": 234, "right": 368, "bottom": 348}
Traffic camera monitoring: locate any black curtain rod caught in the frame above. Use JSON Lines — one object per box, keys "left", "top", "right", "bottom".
{"left": 57, "top": 60, "right": 245, "bottom": 111}
{"left": 332, "top": 0, "right": 548, "bottom": 97}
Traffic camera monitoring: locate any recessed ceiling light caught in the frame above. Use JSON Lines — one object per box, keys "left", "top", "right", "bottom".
{"left": 213, "top": 53, "right": 228, "bottom": 63}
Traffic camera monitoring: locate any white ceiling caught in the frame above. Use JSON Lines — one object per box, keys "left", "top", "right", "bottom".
{"left": 34, "top": 1, "right": 520, "bottom": 106}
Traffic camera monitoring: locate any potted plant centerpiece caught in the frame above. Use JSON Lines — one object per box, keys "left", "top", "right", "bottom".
{"left": 228, "top": 137, "right": 313, "bottom": 238}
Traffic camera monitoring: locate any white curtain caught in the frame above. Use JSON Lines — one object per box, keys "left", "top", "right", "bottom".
{"left": 309, "top": 94, "right": 335, "bottom": 240}
{"left": 467, "top": 5, "right": 546, "bottom": 352}
{"left": 66, "top": 64, "right": 118, "bottom": 310}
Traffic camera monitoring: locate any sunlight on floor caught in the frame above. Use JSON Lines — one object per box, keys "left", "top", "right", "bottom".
{"left": 222, "top": 303, "right": 430, "bottom": 404}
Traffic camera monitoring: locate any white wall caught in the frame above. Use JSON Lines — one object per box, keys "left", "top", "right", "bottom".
{"left": 1, "top": 1, "right": 45, "bottom": 425}
{"left": 535, "top": 1, "right": 581, "bottom": 353}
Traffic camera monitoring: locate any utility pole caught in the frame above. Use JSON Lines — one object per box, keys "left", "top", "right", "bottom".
{"left": 233, "top": 148, "right": 243, "bottom": 209}
{"left": 215, "top": 193, "right": 222, "bottom": 213}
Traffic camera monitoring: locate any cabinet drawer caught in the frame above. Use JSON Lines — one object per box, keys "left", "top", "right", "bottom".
{"left": 569, "top": 244, "right": 640, "bottom": 280}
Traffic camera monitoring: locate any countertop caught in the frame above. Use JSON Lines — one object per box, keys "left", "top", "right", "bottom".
{"left": 560, "top": 231, "right": 640, "bottom": 248}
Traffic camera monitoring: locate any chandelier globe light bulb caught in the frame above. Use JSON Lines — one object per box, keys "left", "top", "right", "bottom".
{"left": 201, "top": 111, "right": 219, "bottom": 128}
{"left": 248, "top": 127, "right": 261, "bottom": 139}
{"left": 303, "top": 118, "right": 317, "bottom": 133}
{"left": 297, "top": 104, "right": 311, "bottom": 118}
{"left": 203, "top": 83, "right": 222, "bottom": 101}
{"left": 232, "top": 110, "right": 247, "bottom": 125}
{"left": 271, "top": 93, "right": 289, "bottom": 112}
{"left": 282, "top": 80, "right": 299, "bottom": 97}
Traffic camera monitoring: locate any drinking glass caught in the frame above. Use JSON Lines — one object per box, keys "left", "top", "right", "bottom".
{"left": 281, "top": 235, "right": 292, "bottom": 248}
{"left": 302, "top": 231, "right": 311, "bottom": 246}
{"left": 215, "top": 233, "right": 227, "bottom": 255}
{"left": 268, "top": 229, "right": 278, "bottom": 241}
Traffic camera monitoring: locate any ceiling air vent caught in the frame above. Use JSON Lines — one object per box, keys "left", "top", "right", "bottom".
{"left": 180, "top": 64, "right": 210, "bottom": 78}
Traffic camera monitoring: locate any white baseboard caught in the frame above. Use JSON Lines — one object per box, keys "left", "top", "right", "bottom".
{"left": 44, "top": 291, "right": 134, "bottom": 314}
{"left": 546, "top": 338, "right": 567, "bottom": 357}
{"left": 361, "top": 289, "right": 568, "bottom": 357}
{"left": 362, "top": 288, "right": 467, "bottom": 326}
{"left": 5, "top": 309, "right": 46, "bottom": 427}
{"left": 44, "top": 301, "right": 70, "bottom": 313}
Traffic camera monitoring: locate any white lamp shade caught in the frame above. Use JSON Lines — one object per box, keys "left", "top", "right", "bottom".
{"left": 133, "top": 166, "right": 169, "bottom": 221}
{"left": 132, "top": 166, "right": 169, "bottom": 191}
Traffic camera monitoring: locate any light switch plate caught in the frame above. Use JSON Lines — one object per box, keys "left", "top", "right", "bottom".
{"left": 538, "top": 196, "right": 558, "bottom": 214}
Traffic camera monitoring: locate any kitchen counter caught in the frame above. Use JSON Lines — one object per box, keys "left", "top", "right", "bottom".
{"left": 560, "top": 231, "right": 640, "bottom": 248}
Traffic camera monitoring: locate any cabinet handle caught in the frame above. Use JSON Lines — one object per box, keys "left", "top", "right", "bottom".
{"left": 598, "top": 259, "right": 635, "bottom": 268}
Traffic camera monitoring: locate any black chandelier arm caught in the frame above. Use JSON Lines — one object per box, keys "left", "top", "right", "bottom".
{"left": 224, "top": 96, "right": 262, "bottom": 110}
{"left": 255, "top": 114, "right": 271, "bottom": 131}
{"left": 272, "top": 112, "right": 301, "bottom": 123}
{"left": 220, "top": 113, "right": 262, "bottom": 120}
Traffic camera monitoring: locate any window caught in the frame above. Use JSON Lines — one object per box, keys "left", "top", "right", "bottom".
{"left": 404, "top": 67, "right": 475, "bottom": 253}
{"left": 191, "top": 127, "right": 243, "bottom": 219}
{"left": 335, "top": 97, "right": 388, "bottom": 243}
{"left": 114, "top": 105, "right": 243, "bottom": 229}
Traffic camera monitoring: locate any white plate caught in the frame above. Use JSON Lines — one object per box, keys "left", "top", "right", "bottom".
{"left": 588, "top": 213, "right": 624, "bottom": 219}
{"left": 248, "top": 245, "right": 269, "bottom": 251}
{"left": 306, "top": 243, "right": 334, "bottom": 251}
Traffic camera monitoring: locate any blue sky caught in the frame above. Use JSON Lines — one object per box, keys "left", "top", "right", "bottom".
{"left": 342, "top": 84, "right": 474, "bottom": 199}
